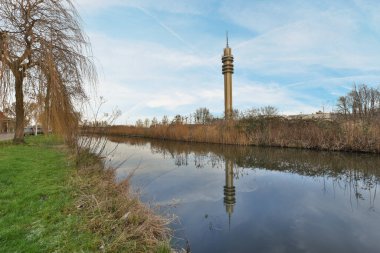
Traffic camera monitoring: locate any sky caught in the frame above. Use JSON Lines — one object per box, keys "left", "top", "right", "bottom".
{"left": 75, "top": 0, "right": 380, "bottom": 124}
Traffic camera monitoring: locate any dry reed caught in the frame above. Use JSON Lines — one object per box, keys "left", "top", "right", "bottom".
{"left": 86, "top": 117, "right": 380, "bottom": 153}
{"left": 72, "top": 152, "right": 173, "bottom": 253}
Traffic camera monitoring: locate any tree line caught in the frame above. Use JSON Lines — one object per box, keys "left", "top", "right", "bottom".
{"left": 134, "top": 84, "right": 380, "bottom": 128}
{"left": 134, "top": 105, "right": 279, "bottom": 127}
{"left": 336, "top": 84, "right": 380, "bottom": 119}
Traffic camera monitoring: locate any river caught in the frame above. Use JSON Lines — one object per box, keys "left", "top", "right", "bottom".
{"left": 102, "top": 136, "right": 380, "bottom": 253}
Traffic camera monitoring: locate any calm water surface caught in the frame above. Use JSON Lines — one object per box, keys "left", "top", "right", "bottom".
{"left": 103, "top": 137, "right": 380, "bottom": 253}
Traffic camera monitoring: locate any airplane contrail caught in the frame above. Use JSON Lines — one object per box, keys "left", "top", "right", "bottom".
{"left": 136, "top": 5, "right": 223, "bottom": 75}
{"left": 136, "top": 5, "right": 197, "bottom": 53}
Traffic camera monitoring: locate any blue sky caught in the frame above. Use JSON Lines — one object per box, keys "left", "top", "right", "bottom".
{"left": 75, "top": 0, "right": 380, "bottom": 124}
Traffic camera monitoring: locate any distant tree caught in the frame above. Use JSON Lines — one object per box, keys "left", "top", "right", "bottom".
{"left": 188, "top": 113, "right": 193, "bottom": 124}
{"left": 144, "top": 118, "right": 150, "bottom": 128}
{"left": 369, "top": 87, "right": 380, "bottom": 115}
{"left": 244, "top": 108, "right": 260, "bottom": 118}
{"left": 336, "top": 84, "right": 380, "bottom": 118}
{"left": 244, "top": 106, "right": 278, "bottom": 118}
{"left": 135, "top": 119, "right": 143, "bottom": 127}
{"left": 161, "top": 115, "right": 169, "bottom": 125}
{"left": 183, "top": 116, "right": 189, "bottom": 124}
{"left": 0, "top": 0, "right": 96, "bottom": 143}
{"left": 232, "top": 109, "right": 241, "bottom": 120}
{"left": 260, "top": 106, "right": 279, "bottom": 116}
{"left": 194, "top": 107, "right": 213, "bottom": 124}
{"left": 151, "top": 117, "right": 158, "bottom": 127}
{"left": 172, "top": 114, "right": 183, "bottom": 125}
{"left": 336, "top": 96, "right": 349, "bottom": 116}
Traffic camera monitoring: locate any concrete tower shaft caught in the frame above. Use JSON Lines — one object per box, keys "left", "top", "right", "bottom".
{"left": 222, "top": 44, "right": 234, "bottom": 119}
{"left": 224, "top": 159, "right": 236, "bottom": 230}
{"left": 224, "top": 159, "right": 236, "bottom": 210}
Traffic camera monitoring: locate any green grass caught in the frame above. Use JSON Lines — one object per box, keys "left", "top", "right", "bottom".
{"left": 0, "top": 135, "right": 97, "bottom": 252}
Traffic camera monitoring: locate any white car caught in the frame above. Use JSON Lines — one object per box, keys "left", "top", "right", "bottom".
{"left": 24, "top": 126, "right": 45, "bottom": 136}
{"left": 24, "top": 126, "right": 34, "bottom": 136}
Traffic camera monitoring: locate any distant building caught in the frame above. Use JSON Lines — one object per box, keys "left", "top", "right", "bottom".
{"left": 0, "top": 111, "right": 15, "bottom": 133}
{"left": 285, "top": 111, "right": 334, "bottom": 120}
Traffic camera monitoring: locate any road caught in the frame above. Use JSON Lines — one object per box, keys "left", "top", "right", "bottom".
{"left": 0, "top": 133, "right": 13, "bottom": 142}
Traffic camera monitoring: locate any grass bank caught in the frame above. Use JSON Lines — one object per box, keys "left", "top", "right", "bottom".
{"left": 88, "top": 117, "right": 380, "bottom": 153}
{"left": 0, "top": 135, "right": 171, "bottom": 252}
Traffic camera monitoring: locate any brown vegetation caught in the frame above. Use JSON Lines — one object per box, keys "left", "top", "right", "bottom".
{"left": 88, "top": 84, "right": 380, "bottom": 154}
{"left": 86, "top": 116, "right": 380, "bottom": 153}
{"left": 72, "top": 150, "right": 172, "bottom": 253}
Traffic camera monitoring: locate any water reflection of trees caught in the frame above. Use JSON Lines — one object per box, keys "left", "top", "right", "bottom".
{"left": 108, "top": 136, "right": 379, "bottom": 207}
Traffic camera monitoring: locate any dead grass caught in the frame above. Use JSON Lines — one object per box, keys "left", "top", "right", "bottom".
{"left": 86, "top": 117, "right": 380, "bottom": 153}
{"left": 72, "top": 152, "right": 173, "bottom": 253}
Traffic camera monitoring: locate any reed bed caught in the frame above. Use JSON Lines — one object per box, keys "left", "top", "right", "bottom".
{"left": 85, "top": 117, "right": 380, "bottom": 153}
{"left": 73, "top": 152, "right": 173, "bottom": 253}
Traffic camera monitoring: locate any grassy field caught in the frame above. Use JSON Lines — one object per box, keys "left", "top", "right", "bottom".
{"left": 0, "top": 135, "right": 171, "bottom": 253}
{"left": 0, "top": 135, "right": 97, "bottom": 252}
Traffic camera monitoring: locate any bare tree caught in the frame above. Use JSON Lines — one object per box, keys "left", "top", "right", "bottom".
{"left": 161, "top": 115, "right": 169, "bottom": 125}
{"left": 336, "top": 84, "right": 380, "bottom": 119}
{"left": 151, "top": 117, "right": 158, "bottom": 127}
{"left": 172, "top": 114, "right": 183, "bottom": 125}
{"left": 260, "top": 105, "right": 278, "bottom": 116}
{"left": 0, "top": 0, "right": 96, "bottom": 143}
{"left": 336, "top": 96, "right": 349, "bottom": 116}
{"left": 244, "top": 107, "right": 260, "bottom": 118}
{"left": 194, "top": 107, "right": 213, "bottom": 124}
{"left": 369, "top": 87, "right": 380, "bottom": 116}
{"left": 144, "top": 118, "right": 150, "bottom": 128}
{"left": 135, "top": 119, "right": 143, "bottom": 127}
{"left": 244, "top": 106, "right": 279, "bottom": 118}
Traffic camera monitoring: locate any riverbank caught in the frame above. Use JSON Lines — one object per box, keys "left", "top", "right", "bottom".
{"left": 0, "top": 135, "right": 171, "bottom": 252}
{"left": 87, "top": 117, "right": 380, "bottom": 153}
{"left": 96, "top": 134, "right": 380, "bottom": 253}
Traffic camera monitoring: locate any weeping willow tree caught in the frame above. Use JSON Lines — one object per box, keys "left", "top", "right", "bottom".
{"left": 0, "top": 0, "right": 96, "bottom": 143}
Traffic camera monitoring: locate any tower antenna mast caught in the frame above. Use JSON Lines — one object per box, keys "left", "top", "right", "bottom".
{"left": 226, "top": 31, "right": 229, "bottom": 48}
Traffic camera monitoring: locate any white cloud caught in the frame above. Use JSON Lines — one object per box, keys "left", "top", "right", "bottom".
{"left": 146, "top": 92, "right": 196, "bottom": 109}
{"left": 237, "top": 25, "right": 377, "bottom": 74}
{"left": 233, "top": 80, "right": 322, "bottom": 115}
{"left": 89, "top": 32, "right": 215, "bottom": 81}
{"left": 220, "top": 0, "right": 320, "bottom": 34}
{"left": 75, "top": 0, "right": 212, "bottom": 15}
{"left": 85, "top": 29, "right": 360, "bottom": 123}
{"left": 76, "top": 0, "right": 380, "bottom": 123}
{"left": 83, "top": 32, "right": 223, "bottom": 123}
{"left": 224, "top": 1, "right": 380, "bottom": 74}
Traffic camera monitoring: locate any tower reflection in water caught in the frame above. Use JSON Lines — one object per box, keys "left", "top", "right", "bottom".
{"left": 224, "top": 159, "right": 236, "bottom": 230}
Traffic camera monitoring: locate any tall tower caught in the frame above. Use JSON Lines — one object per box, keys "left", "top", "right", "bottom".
{"left": 222, "top": 32, "right": 234, "bottom": 120}
{"left": 224, "top": 159, "right": 236, "bottom": 230}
